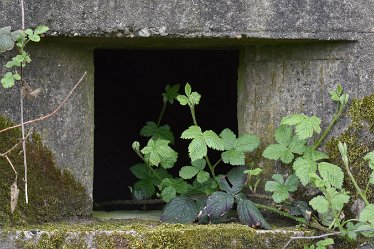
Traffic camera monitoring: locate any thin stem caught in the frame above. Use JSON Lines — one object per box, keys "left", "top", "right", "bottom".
{"left": 313, "top": 103, "right": 345, "bottom": 150}
{"left": 212, "top": 158, "right": 222, "bottom": 169}
{"left": 157, "top": 101, "right": 167, "bottom": 126}
{"left": 343, "top": 158, "right": 370, "bottom": 205}
{"left": 205, "top": 156, "right": 216, "bottom": 178}
{"left": 189, "top": 105, "right": 198, "bottom": 126}
{"left": 134, "top": 149, "right": 162, "bottom": 181}
{"left": 20, "top": 64, "right": 28, "bottom": 204}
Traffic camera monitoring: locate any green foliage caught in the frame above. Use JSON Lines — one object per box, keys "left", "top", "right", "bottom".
{"left": 265, "top": 174, "right": 299, "bottom": 203}
{"left": 281, "top": 114, "right": 321, "bottom": 140}
{"left": 1, "top": 25, "right": 49, "bottom": 88}
{"left": 304, "top": 238, "right": 334, "bottom": 249}
{"left": 181, "top": 126, "right": 224, "bottom": 161}
{"left": 176, "top": 83, "right": 201, "bottom": 107}
{"left": 140, "top": 122, "right": 174, "bottom": 144}
{"left": 262, "top": 125, "right": 306, "bottom": 164}
{"left": 162, "top": 84, "right": 180, "bottom": 104}
{"left": 364, "top": 151, "right": 374, "bottom": 184}
{"left": 220, "top": 128, "right": 260, "bottom": 165}
{"left": 179, "top": 159, "right": 210, "bottom": 184}
{"left": 160, "top": 196, "right": 199, "bottom": 223}
{"left": 140, "top": 139, "right": 178, "bottom": 169}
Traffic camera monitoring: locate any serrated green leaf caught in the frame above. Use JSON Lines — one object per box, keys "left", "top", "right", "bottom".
{"left": 330, "top": 191, "right": 350, "bottom": 211}
{"left": 303, "top": 147, "right": 329, "bottom": 161}
{"left": 203, "top": 130, "right": 224, "bottom": 151}
{"left": 188, "top": 137, "right": 207, "bottom": 161}
{"left": 370, "top": 172, "right": 374, "bottom": 184}
{"left": 293, "top": 157, "right": 318, "bottom": 186}
{"left": 318, "top": 162, "right": 344, "bottom": 189}
{"left": 235, "top": 134, "right": 260, "bottom": 152}
{"left": 285, "top": 175, "right": 299, "bottom": 192}
{"left": 237, "top": 195, "right": 270, "bottom": 229}
{"left": 316, "top": 238, "right": 334, "bottom": 247}
{"left": 274, "top": 125, "right": 293, "bottom": 145}
{"left": 221, "top": 149, "right": 245, "bottom": 165}
{"left": 262, "top": 144, "right": 288, "bottom": 160}
{"left": 133, "top": 180, "right": 155, "bottom": 200}
{"left": 184, "top": 83, "right": 192, "bottom": 96}
{"left": 280, "top": 149, "right": 294, "bottom": 164}
{"left": 220, "top": 128, "right": 237, "bottom": 150}
{"left": 162, "top": 84, "right": 180, "bottom": 104}
{"left": 141, "top": 139, "right": 178, "bottom": 168}
{"left": 281, "top": 114, "right": 308, "bottom": 126}
{"left": 191, "top": 159, "right": 206, "bottom": 170}
{"left": 181, "top": 125, "right": 202, "bottom": 139}
{"left": 197, "top": 171, "right": 210, "bottom": 183}
{"left": 140, "top": 121, "right": 174, "bottom": 143}
{"left": 29, "top": 34, "right": 40, "bottom": 42}
{"left": 161, "top": 186, "right": 177, "bottom": 202}
{"left": 272, "top": 174, "right": 284, "bottom": 184}
{"left": 34, "top": 25, "right": 49, "bottom": 35}
{"left": 130, "top": 163, "right": 150, "bottom": 179}
{"left": 189, "top": 92, "right": 201, "bottom": 105}
{"left": 364, "top": 151, "right": 374, "bottom": 169}
{"left": 160, "top": 196, "right": 199, "bottom": 223}
{"left": 13, "top": 73, "right": 21, "bottom": 80}
{"left": 1, "top": 72, "right": 15, "bottom": 88}
{"left": 0, "top": 28, "right": 14, "bottom": 53}
{"left": 265, "top": 174, "right": 298, "bottom": 203}
{"left": 357, "top": 224, "right": 374, "bottom": 237}
{"left": 309, "top": 195, "right": 329, "bottom": 214}
{"left": 11, "top": 30, "right": 26, "bottom": 41}
{"left": 264, "top": 180, "right": 280, "bottom": 192}
{"left": 177, "top": 95, "right": 189, "bottom": 105}
{"left": 179, "top": 166, "right": 199, "bottom": 179}
{"left": 288, "top": 136, "right": 307, "bottom": 155}
{"left": 359, "top": 204, "right": 374, "bottom": 224}
{"left": 295, "top": 116, "right": 321, "bottom": 140}
{"left": 205, "top": 191, "right": 234, "bottom": 219}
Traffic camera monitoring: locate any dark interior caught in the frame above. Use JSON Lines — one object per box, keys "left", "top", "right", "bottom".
{"left": 93, "top": 49, "right": 239, "bottom": 207}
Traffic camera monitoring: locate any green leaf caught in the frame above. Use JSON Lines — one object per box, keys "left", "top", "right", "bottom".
{"left": 196, "top": 171, "right": 210, "bottom": 183}
{"left": 293, "top": 157, "right": 317, "bottom": 186}
{"left": 191, "top": 159, "right": 206, "bottom": 170}
{"left": 133, "top": 180, "right": 155, "bottom": 200}
{"left": 221, "top": 149, "right": 245, "bottom": 165}
{"left": 218, "top": 166, "right": 247, "bottom": 194}
{"left": 316, "top": 238, "right": 334, "bottom": 248}
{"left": 330, "top": 191, "right": 350, "bottom": 211}
{"left": 280, "top": 149, "right": 294, "bottom": 164}
{"left": 184, "top": 83, "right": 192, "bottom": 96}
{"left": 161, "top": 186, "right": 177, "bottom": 202}
{"left": 181, "top": 125, "right": 202, "bottom": 139}
{"left": 244, "top": 168, "right": 262, "bottom": 176}
{"left": 13, "top": 73, "right": 21, "bottom": 80}
{"left": 364, "top": 151, "right": 374, "bottom": 169}
{"left": 141, "top": 139, "right": 178, "bottom": 168}
{"left": 281, "top": 114, "right": 308, "bottom": 126}
{"left": 188, "top": 137, "right": 207, "bottom": 161}
{"left": 34, "top": 25, "right": 49, "bottom": 35}
{"left": 318, "top": 162, "right": 344, "bottom": 189}
{"left": 1, "top": 72, "right": 15, "bottom": 88}
{"left": 189, "top": 92, "right": 201, "bottom": 105}
{"left": 140, "top": 122, "right": 174, "bottom": 143}
{"left": 237, "top": 195, "right": 270, "bottom": 229}
{"left": 370, "top": 172, "right": 374, "bottom": 184}
{"left": 0, "top": 27, "right": 14, "bottom": 53}
{"left": 288, "top": 136, "right": 307, "bottom": 155}
{"left": 309, "top": 195, "right": 329, "bottom": 214}
{"left": 285, "top": 175, "right": 300, "bottom": 192}
{"left": 265, "top": 174, "right": 298, "bottom": 203}
{"left": 29, "top": 34, "right": 41, "bottom": 42}
{"left": 281, "top": 114, "right": 321, "bottom": 140}
{"left": 203, "top": 130, "right": 224, "bottom": 151}
{"left": 205, "top": 191, "right": 234, "bottom": 219}
{"left": 262, "top": 144, "right": 288, "bottom": 161}
{"left": 274, "top": 125, "right": 293, "bottom": 145}
{"left": 303, "top": 147, "right": 329, "bottom": 161}
{"left": 179, "top": 166, "right": 199, "bottom": 179}
{"left": 356, "top": 224, "right": 374, "bottom": 238}
{"left": 220, "top": 128, "right": 237, "bottom": 150}
{"left": 162, "top": 84, "right": 180, "bottom": 104}
{"left": 130, "top": 163, "right": 150, "bottom": 179}
{"left": 160, "top": 196, "right": 199, "bottom": 223}
{"left": 359, "top": 204, "right": 374, "bottom": 224}
{"left": 235, "top": 134, "right": 260, "bottom": 152}
{"left": 176, "top": 95, "right": 189, "bottom": 105}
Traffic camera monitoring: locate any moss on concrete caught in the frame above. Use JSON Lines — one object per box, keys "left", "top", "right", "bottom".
{"left": 325, "top": 93, "right": 374, "bottom": 207}
{"left": 3, "top": 220, "right": 314, "bottom": 249}
{"left": 0, "top": 116, "right": 91, "bottom": 226}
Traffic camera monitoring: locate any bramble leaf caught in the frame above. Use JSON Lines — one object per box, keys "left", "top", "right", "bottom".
{"left": 34, "top": 25, "right": 49, "bottom": 35}
{"left": 318, "top": 162, "right": 344, "bottom": 189}
{"left": 265, "top": 174, "right": 299, "bottom": 203}
{"left": 309, "top": 195, "right": 329, "bottom": 214}
{"left": 359, "top": 204, "right": 374, "bottom": 224}
{"left": 161, "top": 196, "right": 199, "bottom": 223}
{"left": 1, "top": 72, "right": 19, "bottom": 88}
{"left": 205, "top": 191, "right": 234, "bottom": 219}
{"left": 274, "top": 125, "right": 292, "bottom": 145}
{"left": 293, "top": 157, "right": 317, "bottom": 186}
{"left": 141, "top": 139, "right": 178, "bottom": 168}
{"left": 162, "top": 84, "right": 180, "bottom": 104}
{"left": 218, "top": 166, "right": 247, "bottom": 194}
{"left": 179, "top": 166, "right": 199, "bottom": 179}
{"left": 303, "top": 147, "right": 329, "bottom": 161}
{"left": 281, "top": 114, "right": 321, "bottom": 140}
{"left": 133, "top": 180, "right": 155, "bottom": 200}
{"left": 236, "top": 194, "right": 270, "bottom": 229}
{"left": 140, "top": 122, "right": 174, "bottom": 143}
{"left": 221, "top": 149, "right": 244, "bottom": 165}
{"left": 196, "top": 171, "right": 210, "bottom": 183}
{"left": 364, "top": 151, "right": 374, "bottom": 169}
{"left": 0, "top": 27, "right": 14, "bottom": 53}
{"left": 177, "top": 83, "right": 201, "bottom": 106}
{"left": 130, "top": 163, "right": 149, "bottom": 179}
{"left": 161, "top": 186, "right": 177, "bottom": 202}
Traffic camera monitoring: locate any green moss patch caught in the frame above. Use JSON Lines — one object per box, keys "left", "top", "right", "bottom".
{"left": 325, "top": 93, "right": 374, "bottom": 206}
{"left": 2, "top": 220, "right": 314, "bottom": 249}
{"left": 0, "top": 116, "right": 91, "bottom": 226}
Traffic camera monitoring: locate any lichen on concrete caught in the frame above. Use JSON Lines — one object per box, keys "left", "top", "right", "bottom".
{"left": 0, "top": 115, "right": 91, "bottom": 226}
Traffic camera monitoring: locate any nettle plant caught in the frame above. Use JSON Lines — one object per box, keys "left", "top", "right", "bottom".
{"left": 262, "top": 85, "right": 374, "bottom": 245}
{"left": 131, "top": 83, "right": 269, "bottom": 227}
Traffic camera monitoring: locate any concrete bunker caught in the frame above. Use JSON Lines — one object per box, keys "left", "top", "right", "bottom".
{"left": 93, "top": 49, "right": 239, "bottom": 209}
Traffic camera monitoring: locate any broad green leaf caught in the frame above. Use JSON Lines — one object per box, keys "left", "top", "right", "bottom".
{"left": 370, "top": 172, "right": 374, "bottom": 184}
{"left": 221, "top": 149, "right": 245, "bottom": 165}
{"left": 244, "top": 168, "right": 262, "bottom": 176}
{"left": 220, "top": 128, "right": 237, "bottom": 150}
{"left": 162, "top": 84, "right": 180, "bottom": 104}
{"left": 285, "top": 201, "right": 313, "bottom": 221}
{"left": 274, "top": 125, "right": 292, "bottom": 145}
{"left": 303, "top": 147, "right": 329, "bottom": 161}
{"left": 264, "top": 180, "right": 280, "bottom": 192}
{"left": 160, "top": 196, "right": 199, "bottom": 223}
{"left": 181, "top": 125, "right": 202, "bottom": 139}
{"left": 141, "top": 139, "right": 178, "bottom": 168}
{"left": 11, "top": 30, "right": 26, "bottom": 41}
{"left": 281, "top": 114, "right": 308, "bottom": 125}
{"left": 179, "top": 166, "right": 199, "bottom": 179}
{"left": 293, "top": 157, "right": 317, "bottom": 186}
{"left": 13, "top": 73, "right": 21, "bottom": 80}
{"left": 309, "top": 195, "right": 329, "bottom": 214}
{"left": 356, "top": 224, "right": 374, "bottom": 238}
{"left": 25, "top": 29, "right": 33, "bottom": 36}
{"left": 176, "top": 95, "right": 189, "bottom": 105}
{"left": 0, "top": 27, "right": 14, "bottom": 53}
{"left": 188, "top": 137, "right": 207, "bottom": 161}
{"left": 161, "top": 186, "right": 177, "bottom": 202}
{"left": 281, "top": 149, "right": 294, "bottom": 164}
{"left": 281, "top": 114, "right": 321, "bottom": 140}
{"left": 235, "top": 134, "right": 260, "bottom": 152}
{"left": 189, "top": 92, "right": 201, "bottom": 105}
{"left": 29, "top": 34, "right": 40, "bottom": 42}
{"left": 285, "top": 175, "right": 299, "bottom": 192}
{"left": 196, "top": 171, "right": 210, "bottom": 183}
{"left": 364, "top": 151, "right": 374, "bottom": 169}
{"left": 236, "top": 195, "right": 270, "bottom": 229}
{"left": 359, "top": 204, "right": 374, "bottom": 224}
{"left": 262, "top": 144, "right": 288, "bottom": 161}
{"left": 140, "top": 122, "right": 174, "bottom": 143}
{"left": 130, "top": 163, "right": 149, "bottom": 179}
{"left": 272, "top": 174, "right": 284, "bottom": 184}
{"left": 133, "top": 180, "right": 155, "bottom": 200}
{"left": 205, "top": 191, "right": 234, "bottom": 219}
{"left": 184, "top": 83, "right": 192, "bottom": 96}
{"left": 34, "top": 25, "right": 49, "bottom": 35}
{"left": 191, "top": 159, "right": 206, "bottom": 170}
{"left": 1, "top": 72, "right": 15, "bottom": 88}
{"left": 203, "top": 130, "right": 224, "bottom": 151}
{"left": 330, "top": 191, "right": 350, "bottom": 211}
{"left": 288, "top": 136, "right": 307, "bottom": 155}
{"left": 316, "top": 238, "right": 334, "bottom": 248}
{"left": 219, "top": 166, "right": 247, "bottom": 194}
{"left": 265, "top": 174, "right": 298, "bottom": 203}
{"left": 318, "top": 162, "right": 344, "bottom": 189}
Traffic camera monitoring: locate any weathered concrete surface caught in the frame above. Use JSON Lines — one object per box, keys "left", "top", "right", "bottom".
{"left": 0, "top": 0, "right": 374, "bottom": 40}
{"left": 0, "top": 40, "right": 95, "bottom": 202}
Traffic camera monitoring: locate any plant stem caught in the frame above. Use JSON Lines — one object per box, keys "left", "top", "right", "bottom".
{"left": 212, "top": 158, "right": 222, "bottom": 169}
{"left": 313, "top": 103, "right": 345, "bottom": 150}
{"left": 19, "top": 63, "right": 28, "bottom": 204}
{"left": 205, "top": 156, "right": 216, "bottom": 178}
{"left": 255, "top": 203, "right": 333, "bottom": 233}
{"left": 134, "top": 149, "right": 162, "bottom": 181}
{"left": 189, "top": 105, "right": 198, "bottom": 126}
{"left": 343, "top": 157, "right": 370, "bottom": 205}
{"left": 157, "top": 101, "right": 167, "bottom": 126}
